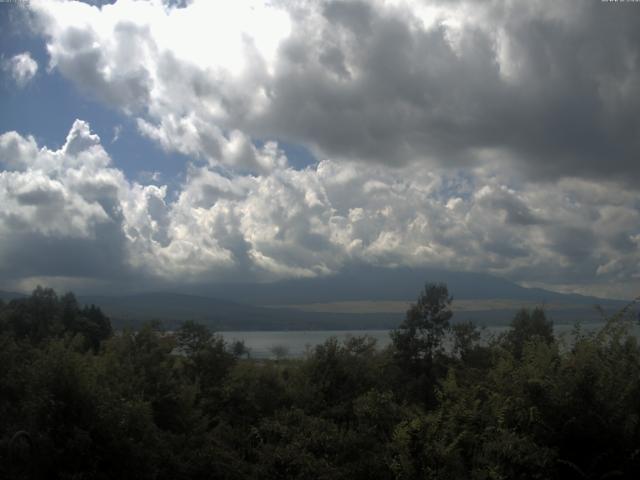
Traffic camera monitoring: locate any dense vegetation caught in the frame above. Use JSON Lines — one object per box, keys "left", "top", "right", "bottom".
{"left": 1, "top": 284, "right": 640, "bottom": 479}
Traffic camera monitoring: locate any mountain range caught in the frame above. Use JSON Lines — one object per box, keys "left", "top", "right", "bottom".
{"left": 1, "top": 267, "right": 630, "bottom": 330}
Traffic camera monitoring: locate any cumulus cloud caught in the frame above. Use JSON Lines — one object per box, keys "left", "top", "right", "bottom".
{"left": 0, "top": 120, "right": 149, "bottom": 287}
{"left": 28, "top": 0, "right": 640, "bottom": 181}
{"left": 1, "top": 120, "right": 639, "bottom": 297}
{"left": 4, "top": 52, "right": 38, "bottom": 87}
{"left": 2, "top": 1, "right": 637, "bottom": 297}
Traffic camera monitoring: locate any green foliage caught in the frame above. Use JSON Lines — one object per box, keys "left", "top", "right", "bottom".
{"left": 222, "top": 361, "right": 291, "bottom": 426}
{"left": 390, "top": 282, "right": 453, "bottom": 405}
{"left": 2, "top": 285, "right": 640, "bottom": 479}
{"left": 504, "top": 307, "right": 554, "bottom": 359}
{"left": 0, "top": 286, "right": 111, "bottom": 350}
{"left": 303, "top": 335, "right": 383, "bottom": 420}
{"left": 391, "top": 282, "right": 453, "bottom": 367}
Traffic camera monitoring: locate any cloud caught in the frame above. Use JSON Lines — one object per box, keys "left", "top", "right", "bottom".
{"left": 0, "top": 120, "right": 639, "bottom": 297}
{"left": 29, "top": 0, "right": 640, "bottom": 182}
{"left": 2, "top": 1, "right": 637, "bottom": 298}
{"left": 111, "top": 124, "right": 122, "bottom": 143}
{"left": 0, "top": 120, "right": 143, "bottom": 287}
{"left": 4, "top": 52, "right": 38, "bottom": 87}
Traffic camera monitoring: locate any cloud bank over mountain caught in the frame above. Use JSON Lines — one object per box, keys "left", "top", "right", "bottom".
{"left": 1, "top": 119, "right": 638, "bottom": 298}
{"left": 0, "top": 0, "right": 638, "bottom": 298}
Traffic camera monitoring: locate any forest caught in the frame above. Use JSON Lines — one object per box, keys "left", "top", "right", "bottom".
{"left": 1, "top": 284, "right": 640, "bottom": 479}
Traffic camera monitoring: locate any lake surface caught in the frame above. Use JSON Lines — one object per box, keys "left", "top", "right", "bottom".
{"left": 220, "top": 322, "right": 636, "bottom": 359}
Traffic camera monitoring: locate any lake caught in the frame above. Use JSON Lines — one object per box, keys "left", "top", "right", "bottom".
{"left": 220, "top": 322, "right": 636, "bottom": 359}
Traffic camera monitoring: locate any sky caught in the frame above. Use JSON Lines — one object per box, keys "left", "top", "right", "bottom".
{"left": 0, "top": 0, "right": 639, "bottom": 300}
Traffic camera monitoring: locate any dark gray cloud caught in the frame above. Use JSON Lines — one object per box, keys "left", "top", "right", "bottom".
{"left": 0, "top": 223, "right": 128, "bottom": 281}
{"left": 250, "top": 0, "right": 640, "bottom": 183}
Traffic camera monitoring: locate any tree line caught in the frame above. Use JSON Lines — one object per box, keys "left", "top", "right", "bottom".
{"left": 1, "top": 283, "right": 639, "bottom": 479}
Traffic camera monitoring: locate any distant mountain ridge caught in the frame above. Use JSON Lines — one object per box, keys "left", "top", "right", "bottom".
{"left": 200, "top": 266, "right": 623, "bottom": 306}
{"left": 79, "top": 267, "right": 627, "bottom": 330}
{"left": 1, "top": 267, "right": 629, "bottom": 330}
{"left": 76, "top": 291, "right": 624, "bottom": 332}
{"left": 0, "top": 290, "right": 26, "bottom": 301}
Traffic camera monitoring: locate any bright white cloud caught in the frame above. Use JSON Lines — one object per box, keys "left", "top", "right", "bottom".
{"left": 1, "top": 120, "right": 639, "bottom": 297}
{"left": 31, "top": 0, "right": 292, "bottom": 170}
{"left": 4, "top": 52, "right": 38, "bottom": 87}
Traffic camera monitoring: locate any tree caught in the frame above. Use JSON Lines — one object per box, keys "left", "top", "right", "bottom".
{"left": 231, "top": 339, "right": 250, "bottom": 359}
{"left": 294, "top": 336, "right": 384, "bottom": 424}
{"left": 176, "top": 320, "right": 236, "bottom": 414}
{"left": 451, "top": 320, "right": 485, "bottom": 362}
{"left": 269, "top": 344, "right": 290, "bottom": 361}
{"left": 390, "top": 283, "right": 453, "bottom": 405}
{"left": 391, "top": 282, "right": 453, "bottom": 369}
{"left": 1, "top": 288, "right": 110, "bottom": 350}
{"left": 176, "top": 320, "right": 213, "bottom": 357}
{"left": 78, "top": 304, "right": 112, "bottom": 351}
{"left": 504, "top": 307, "right": 554, "bottom": 359}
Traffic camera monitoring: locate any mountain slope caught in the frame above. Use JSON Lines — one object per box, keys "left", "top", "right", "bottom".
{"left": 0, "top": 290, "right": 26, "bottom": 302}
{"left": 201, "top": 266, "right": 623, "bottom": 306}
{"left": 3, "top": 267, "right": 628, "bottom": 330}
